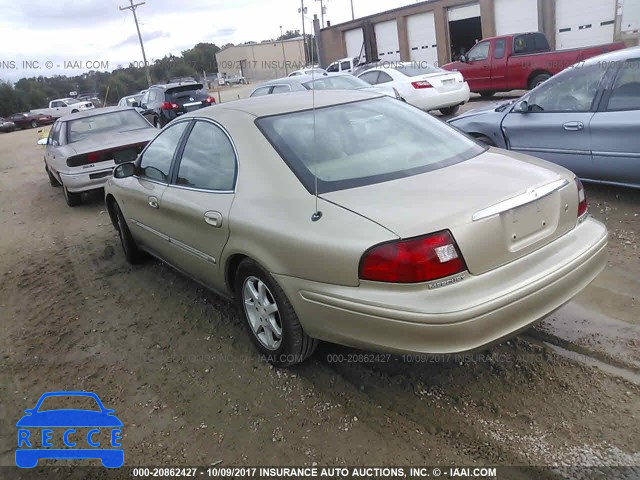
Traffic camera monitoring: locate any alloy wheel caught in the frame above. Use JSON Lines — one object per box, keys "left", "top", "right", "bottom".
{"left": 242, "top": 276, "right": 282, "bottom": 350}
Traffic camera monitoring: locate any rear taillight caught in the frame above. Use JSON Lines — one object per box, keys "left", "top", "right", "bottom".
{"left": 576, "top": 178, "right": 587, "bottom": 218}
{"left": 359, "top": 230, "right": 466, "bottom": 283}
{"left": 411, "top": 80, "right": 433, "bottom": 89}
{"left": 205, "top": 96, "right": 216, "bottom": 104}
{"left": 161, "top": 101, "right": 179, "bottom": 110}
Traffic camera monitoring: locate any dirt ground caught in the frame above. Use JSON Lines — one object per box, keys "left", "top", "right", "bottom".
{"left": 0, "top": 97, "right": 638, "bottom": 477}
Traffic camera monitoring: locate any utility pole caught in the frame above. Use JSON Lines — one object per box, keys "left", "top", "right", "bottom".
{"left": 315, "top": 0, "right": 326, "bottom": 28}
{"left": 119, "top": 0, "right": 152, "bottom": 87}
{"left": 280, "top": 26, "right": 289, "bottom": 76}
{"left": 299, "top": 0, "right": 308, "bottom": 65}
{"left": 350, "top": 0, "right": 355, "bottom": 20}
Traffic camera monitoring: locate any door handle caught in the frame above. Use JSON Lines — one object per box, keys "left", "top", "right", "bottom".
{"left": 148, "top": 196, "right": 159, "bottom": 209}
{"left": 204, "top": 211, "right": 223, "bottom": 228}
{"left": 563, "top": 121, "right": 584, "bottom": 131}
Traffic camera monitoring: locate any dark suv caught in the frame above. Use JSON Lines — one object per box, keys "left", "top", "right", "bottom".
{"left": 139, "top": 83, "right": 215, "bottom": 128}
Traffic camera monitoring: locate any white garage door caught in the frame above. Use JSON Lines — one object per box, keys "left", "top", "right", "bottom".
{"left": 494, "top": 0, "right": 539, "bottom": 36}
{"left": 344, "top": 28, "right": 364, "bottom": 61}
{"left": 556, "top": 0, "right": 616, "bottom": 49}
{"left": 448, "top": 3, "right": 481, "bottom": 22}
{"left": 621, "top": 0, "right": 640, "bottom": 33}
{"left": 374, "top": 20, "right": 401, "bottom": 61}
{"left": 407, "top": 12, "right": 438, "bottom": 66}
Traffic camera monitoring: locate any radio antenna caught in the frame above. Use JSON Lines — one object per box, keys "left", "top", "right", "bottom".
{"left": 310, "top": 23, "right": 322, "bottom": 222}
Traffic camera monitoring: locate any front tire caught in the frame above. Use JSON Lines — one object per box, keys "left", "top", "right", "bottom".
{"left": 235, "top": 259, "right": 317, "bottom": 366}
{"left": 63, "top": 184, "right": 82, "bottom": 206}
{"left": 114, "top": 202, "right": 147, "bottom": 264}
{"left": 30, "top": 120, "right": 38, "bottom": 128}
{"left": 439, "top": 105, "right": 460, "bottom": 116}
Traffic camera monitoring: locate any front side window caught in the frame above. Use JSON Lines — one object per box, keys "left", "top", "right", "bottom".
{"left": 251, "top": 87, "right": 272, "bottom": 97}
{"left": 468, "top": 41, "right": 490, "bottom": 62}
{"left": 271, "top": 85, "right": 291, "bottom": 94}
{"left": 527, "top": 63, "right": 605, "bottom": 112}
{"left": 326, "top": 62, "right": 339, "bottom": 72}
{"left": 607, "top": 59, "right": 640, "bottom": 111}
{"left": 175, "top": 121, "right": 236, "bottom": 191}
{"left": 139, "top": 121, "right": 189, "bottom": 182}
{"left": 340, "top": 61, "right": 351, "bottom": 71}
{"left": 257, "top": 97, "right": 484, "bottom": 193}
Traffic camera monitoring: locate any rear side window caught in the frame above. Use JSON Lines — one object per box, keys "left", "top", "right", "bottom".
{"left": 513, "top": 33, "right": 550, "bottom": 55}
{"left": 327, "top": 63, "right": 339, "bottom": 72}
{"left": 377, "top": 72, "right": 394, "bottom": 84}
{"left": 607, "top": 59, "right": 640, "bottom": 111}
{"left": 175, "top": 121, "right": 237, "bottom": 191}
{"left": 139, "top": 121, "right": 189, "bottom": 182}
{"left": 494, "top": 39, "right": 506, "bottom": 60}
{"left": 305, "top": 75, "right": 371, "bottom": 90}
{"left": 358, "top": 71, "right": 379, "bottom": 85}
{"left": 251, "top": 87, "right": 272, "bottom": 97}
{"left": 340, "top": 61, "right": 351, "bottom": 71}
{"left": 271, "top": 85, "right": 291, "bottom": 94}
{"left": 256, "top": 97, "right": 484, "bottom": 194}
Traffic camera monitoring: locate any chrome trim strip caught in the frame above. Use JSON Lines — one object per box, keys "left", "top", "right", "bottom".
{"left": 130, "top": 219, "right": 216, "bottom": 264}
{"left": 592, "top": 151, "right": 640, "bottom": 158}
{"left": 472, "top": 179, "right": 569, "bottom": 222}
{"left": 513, "top": 147, "right": 590, "bottom": 156}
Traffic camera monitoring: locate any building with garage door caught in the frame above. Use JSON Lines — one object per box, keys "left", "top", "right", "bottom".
{"left": 317, "top": 0, "right": 639, "bottom": 68}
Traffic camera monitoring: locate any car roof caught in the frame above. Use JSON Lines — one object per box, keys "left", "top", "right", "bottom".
{"left": 259, "top": 72, "right": 351, "bottom": 86}
{"left": 580, "top": 46, "right": 640, "bottom": 66}
{"left": 190, "top": 90, "right": 382, "bottom": 119}
{"left": 60, "top": 106, "right": 138, "bottom": 121}
{"left": 153, "top": 82, "right": 203, "bottom": 90}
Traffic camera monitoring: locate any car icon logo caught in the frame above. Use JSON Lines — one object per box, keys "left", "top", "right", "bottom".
{"left": 16, "top": 391, "right": 124, "bottom": 468}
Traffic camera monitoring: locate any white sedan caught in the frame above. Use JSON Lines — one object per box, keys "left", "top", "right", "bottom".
{"left": 358, "top": 63, "right": 470, "bottom": 115}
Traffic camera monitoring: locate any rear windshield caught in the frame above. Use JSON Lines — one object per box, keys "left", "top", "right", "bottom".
{"left": 67, "top": 110, "right": 150, "bottom": 143}
{"left": 303, "top": 75, "right": 371, "bottom": 90}
{"left": 394, "top": 64, "right": 441, "bottom": 77}
{"left": 256, "top": 97, "right": 484, "bottom": 193}
{"left": 165, "top": 84, "right": 205, "bottom": 99}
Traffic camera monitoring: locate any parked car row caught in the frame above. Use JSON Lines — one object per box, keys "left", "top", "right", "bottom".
{"left": 0, "top": 112, "right": 54, "bottom": 132}
{"left": 36, "top": 46, "right": 638, "bottom": 367}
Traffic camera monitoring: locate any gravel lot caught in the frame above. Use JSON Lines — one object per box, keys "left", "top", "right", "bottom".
{"left": 0, "top": 94, "right": 638, "bottom": 474}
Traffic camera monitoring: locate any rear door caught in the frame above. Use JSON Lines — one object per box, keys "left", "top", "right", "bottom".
{"left": 120, "top": 121, "right": 190, "bottom": 258}
{"left": 158, "top": 119, "right": 237, "bottom": 290}
{"left": 501, "top": 63, "right": 606, "bottom": 178}
{"left": 590, "top": 58, "right": 640, "bottom": 187}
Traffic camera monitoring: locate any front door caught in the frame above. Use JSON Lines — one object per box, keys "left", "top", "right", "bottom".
{"left": 459, "top": 40, "right": 492, "bottom": 92}
{"left": 501, "top": 63, "right": 606, "bottom": 179}
{"left": 121, "top": 120, "right": 190, "bottom": 258}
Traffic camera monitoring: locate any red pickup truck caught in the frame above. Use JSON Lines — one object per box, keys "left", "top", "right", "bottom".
{"left": 442, "top": 32, "right": 625, "bottom": 97}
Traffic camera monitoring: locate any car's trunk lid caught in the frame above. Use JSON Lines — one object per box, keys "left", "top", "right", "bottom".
{"left": 413, "top": 71, "right": 464, "bottom": 92}
{"left": 322, "top": 149, "right": 579, "bottom": 275}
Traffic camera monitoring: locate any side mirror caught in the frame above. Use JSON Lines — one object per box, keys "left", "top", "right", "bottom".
{"left": 460, "top": 55, "right": 468, "bottom": 63}
{"left": 114, "top": 162, "right": 136, "bottom": 179}
{"left": 515, "top": 100, "right": 529, "bottom": 113}
{"left": 37, "top": 138, "right": 48, "bottom": 145}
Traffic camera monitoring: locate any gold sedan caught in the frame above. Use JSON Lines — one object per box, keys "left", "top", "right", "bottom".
{"left": 105, "top": 90, "right": 608, "bottom": 366}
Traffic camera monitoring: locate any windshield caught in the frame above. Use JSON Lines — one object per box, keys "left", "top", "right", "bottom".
{"left": 303, "top": 75, "right": 371, "bottom": 90}
{"left": 38, "top": 395, "right": 101, "bottom": 412}
{"left": 257, "top": 97, "right": 484, "bottom": 193}
{"left": 394, "top": 64, "right": 442, "bottom": 77}
{"left": 67, "top": 110, "right": 150, "bottom": 143}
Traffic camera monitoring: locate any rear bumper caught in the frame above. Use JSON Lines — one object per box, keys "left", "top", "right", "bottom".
{"left": 59, "top": 167, "right": 114, "bottom": 193}
{"left": 412, "top": 83, "right": 471, "bottom": 111}
{"left": 274, "top": 217, "right": 607, "bottom": 355}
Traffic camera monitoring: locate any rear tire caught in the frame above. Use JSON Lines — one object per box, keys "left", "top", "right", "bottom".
{"left": 63, "top": 185, "right": 82, "bottom": 207}
{"left": 30, "top": 120, "right": 38, "bottom": 128}
{"left": 479, "top": 91, "right": 495, "bottom": 98}
{"left": 114, "top": 202, "right": 147, "bottom": 264}
{"left": 46, "top": 166, "right": 61, "bottom": 187}
{"left": 234, "top": 259, "right": 317, "bottom": 366}
{"left": 439, "top": 105, "right": 460, "bottom": 116}
{"left": 529, "top": 73, "right": 551, "bottom": 90}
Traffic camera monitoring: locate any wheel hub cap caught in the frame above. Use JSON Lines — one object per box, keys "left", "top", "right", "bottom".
{"left": 242, "top": 276, "right": 282, "bottom": 350}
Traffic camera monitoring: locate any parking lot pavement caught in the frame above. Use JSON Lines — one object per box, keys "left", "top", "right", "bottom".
{"left": 0, "top": 115, "right": 638, "bottom": 468}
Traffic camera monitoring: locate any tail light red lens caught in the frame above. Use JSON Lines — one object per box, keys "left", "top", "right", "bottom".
{"left": 576, "top": 178, "right": 587, "bottom": 217}
{"left": 359, "top": 230, "right": 467, "bottom": 283}
{"left": 411, "top": 80, "right": 433, "bottom": 89}
{"left": 205, "top": 96, "right": 216, "bottom": 104}
{"left": 161, "top": 101, "right": 179, "bottom": 110}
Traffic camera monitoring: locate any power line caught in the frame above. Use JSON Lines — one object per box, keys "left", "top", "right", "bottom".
{"left": 119, "top": 0, "right": 152, "bottom": 87}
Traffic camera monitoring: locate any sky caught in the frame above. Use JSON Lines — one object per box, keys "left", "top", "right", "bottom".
{"left": 0, "top": 0, "right": 421, "bottom": 82}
